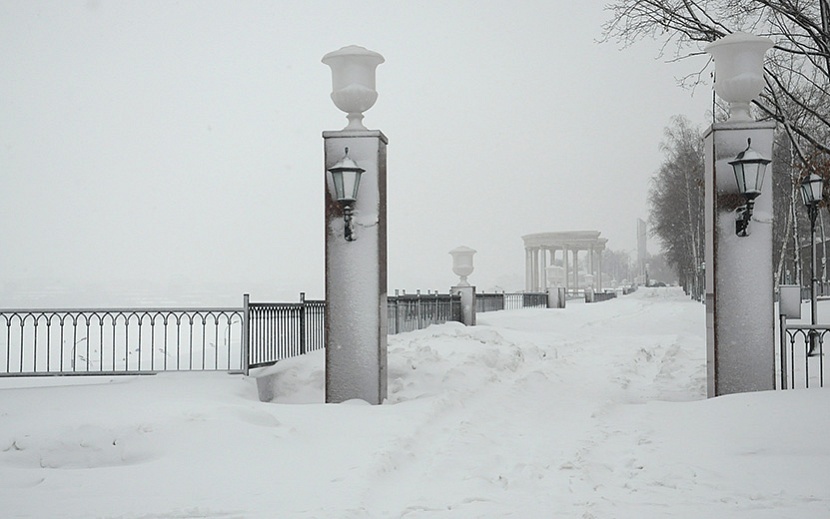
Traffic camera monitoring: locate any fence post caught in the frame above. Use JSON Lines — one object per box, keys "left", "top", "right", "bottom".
{"left": 242, "top": 293, "right": 250, "bottom": 376}
{"left": 779, "top": 314, "right": 788, "bottom": 390}
{"left": 416, "top": 291, "right": 423, "bottom": 330}
{"left": 299, "top": 292, "right": 306, "bottom": 355}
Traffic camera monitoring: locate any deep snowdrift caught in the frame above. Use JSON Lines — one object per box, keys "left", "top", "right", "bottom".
{"left": 1, "top": 287, "right": 827, "bottom": 518}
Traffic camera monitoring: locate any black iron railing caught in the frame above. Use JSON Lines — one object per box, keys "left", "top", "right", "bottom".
{"left": 245, "top": 294, "right": 325, "bottom": 371}
{"left": 476, "top": 293, "right": 505, "bottom": 313}
{"left": 479, "top": 292, "right": 548, "bottom": 312}
{"left": 0, "top": 307, "right": 244, "bottom": 376}
{"left": 387, "top": 293, "right": 462, "bottom": 335}
{"left": 2, "top": 289, "right": 551, "bottom": 377}
{"left": 778, "top": 323, "right": 826, "bottom": 389}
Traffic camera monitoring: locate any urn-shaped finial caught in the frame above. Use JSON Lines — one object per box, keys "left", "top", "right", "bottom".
{"left": 705, "top": 32, "right": 773, "bottom": 122}
{"left": 322, "top": 45, "right": 385, "bottom": 130}
{"left": 450, "top": 246, "right": 476, "bottom": 286}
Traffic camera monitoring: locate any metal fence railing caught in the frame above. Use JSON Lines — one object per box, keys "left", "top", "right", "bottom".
{"left": 476, "top": 293, "right": 505, "bottom": 313}
{"left": 245, "top": 294, "right": 325, "bottom": 371}
{"left": 2, "top": 289, "right": 553, "bottom": 377}
{"left": 778, "top": 323, "right": 826, "bottom": 389}
{"left": 479, "top": 292, "right": 548, "bottom": 312}
{"left": 387, "top": 293, "right": 462, "bottom": 335}
{"left": 0, "top": 307, "right": 245, "bottom": 376}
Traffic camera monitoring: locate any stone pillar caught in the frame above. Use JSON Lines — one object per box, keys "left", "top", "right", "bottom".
{"left": 704, "top": 121, "right": 775, "bottom": 396}
{"left": 525, "top": 248, "right": 532, "bottom": 292}
{"left": 324, "top": 130, "right": 388, "bottom": 404}
{"left": 547, "top": 286, "right": 566, "bottom": 309}
{"left": 452, "top": 285, "right": 476, "bottom": 326}
{"left": 539, "top": 248, "right": 547, "bottom": 291}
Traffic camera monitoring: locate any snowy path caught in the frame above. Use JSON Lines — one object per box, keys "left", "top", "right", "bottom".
{"left": 1, "top": 288, "right": 828, "bottom": 518}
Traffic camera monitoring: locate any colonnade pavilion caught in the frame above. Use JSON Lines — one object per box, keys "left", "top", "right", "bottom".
{"left": 522, "top": 231, "right": 607, "bottom": 293}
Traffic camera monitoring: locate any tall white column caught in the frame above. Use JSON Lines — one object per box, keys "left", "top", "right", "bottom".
{"left": 324, "top": 130, "right": 388, "bottom": 404}
{"left": 525, "top": 248, "right": 532, "bottom": 292}
{"left": 705, "top": 121, "right": 775, "bottom": 396}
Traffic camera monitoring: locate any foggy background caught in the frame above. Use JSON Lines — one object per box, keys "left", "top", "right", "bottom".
{"left": 0, "top": 1, "right": 712, "bottom": 307}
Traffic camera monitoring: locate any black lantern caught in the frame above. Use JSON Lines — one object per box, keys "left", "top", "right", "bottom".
{"left": 800, "top": 173, "right": 824, "bottom": 208}
{"left": 730, "top": 138, "right": 771, "bottom": 236}
{"left": 801, "top": 172, "right": 824, "bottom": 355}
{"left": 328, "top": 147, "right": 364, "bottom": 241}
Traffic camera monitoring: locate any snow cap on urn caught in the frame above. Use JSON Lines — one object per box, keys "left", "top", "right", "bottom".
{"left": 705, "top": 32, "right": 773, "bottom": 122}
{"left": 322, "top": 45, "right": 385, "bottom": 130}
{"left": 450, "top": 246, "right": 476, "bottom": 286}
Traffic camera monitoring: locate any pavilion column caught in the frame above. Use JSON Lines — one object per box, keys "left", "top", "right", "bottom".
{"left": 525, "top": 247, "right": 532, "bottom": 292}
{"left": 597, "top": 250, "right": 603, "bottom": 290}
{"left": 530, "top": 247, "right": 536, "bottom": 292}
{"left": 563, "top": 245, "right": 570, "bottom": 293}
{"left": 588, "top": 246, "right": 594, "bottom": 282}
{"left": 530, "top": 247, "right": 539, "bottom": 292}
{"left": 539, "top": 248, "right": 547, "bottom": 291}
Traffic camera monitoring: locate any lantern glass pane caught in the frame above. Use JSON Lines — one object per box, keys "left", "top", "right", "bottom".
{"left": 752, "top": 163, "right": 767, "bottom": 193}
{"left": 810, "top": 177, "right": 823, "bottom": 203}
{"left": 331, "top": 171, "right": 346, "bottom": 201}
{"left": 738, "top": 163, "right": 764, "bottom": 196}
{"left": 732, "top": 162, "right": 747, "bottom": 193}
{"left": 342, "top": 170, "right": 361, "bottom": 202}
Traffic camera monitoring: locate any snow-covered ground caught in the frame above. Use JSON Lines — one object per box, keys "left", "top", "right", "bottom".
{"left": 1, "top": 287, "right": 827, "bottom": 518}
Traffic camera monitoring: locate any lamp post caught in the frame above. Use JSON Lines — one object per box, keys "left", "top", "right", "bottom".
{"left": 801, "top": 172, "right": 824, "bottom": 355}
{"left": 322, "top": 45, "right": 387, "bottom": 404}
{"left": 703, "top": 31, "right": 776, "bottom": 396}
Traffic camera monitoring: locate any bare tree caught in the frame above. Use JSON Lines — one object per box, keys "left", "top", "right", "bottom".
{"left": 648, "top": 116, "right": 705, "bottom": 296}
{"left": 602, "top": 0, "right": 830, "bottom": 170}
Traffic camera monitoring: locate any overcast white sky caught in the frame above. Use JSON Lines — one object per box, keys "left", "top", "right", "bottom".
{"left": 0, "top": 1, "right": 713, "bottom": 305}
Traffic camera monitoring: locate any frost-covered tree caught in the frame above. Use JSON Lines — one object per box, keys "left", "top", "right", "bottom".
{"left": 648, "top": 116, "right": 705, "bottom": 296}
{"left": 602, "top": 248, "right": 636, "bottom": 285}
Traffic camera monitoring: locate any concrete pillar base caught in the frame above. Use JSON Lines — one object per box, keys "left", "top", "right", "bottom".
{"left": 452, "top": 285, "right": 476, "bottom": 326}
{"left": 548, "top": 287, "right": 566, "bottom": 309}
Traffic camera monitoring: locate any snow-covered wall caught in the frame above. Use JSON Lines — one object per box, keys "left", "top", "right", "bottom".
{"left": 324, "top": 130, "right": 388, "bottom": 404}
{"left": 704, "top": 121, "right": 776, "bottom": 396}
